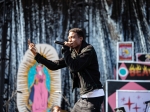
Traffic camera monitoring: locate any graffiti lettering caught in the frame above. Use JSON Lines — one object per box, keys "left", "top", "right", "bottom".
{"left": 129, "top": 64, "right": 150, "bottom": 77}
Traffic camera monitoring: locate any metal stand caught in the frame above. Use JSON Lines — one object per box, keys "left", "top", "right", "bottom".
{"left": 3, "top": 91, "right": 22, "bottom": 112}
{"left": 55, "top": 91, "right": 72, "bottom": 112}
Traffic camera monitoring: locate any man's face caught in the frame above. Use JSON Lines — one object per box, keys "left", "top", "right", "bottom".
{"left": 68, "top": 32, "right": 83, "bottom": 48}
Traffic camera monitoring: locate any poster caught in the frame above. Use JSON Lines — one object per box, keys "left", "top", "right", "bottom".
{"left": 17, "top": 44, "right": 61, "bottom": 112}
{"left": 105, "top": 80, "right": 150, "bottom": 112}
{"left": 116, "top": 90, "right": 150, "bottom": 112}
{"left": 117, "top": 62, "right": 150, "bottom": 80}
{"left": 117, "top": 42, "right": 134, "bottom": 62}
{"left": 136, "top": 53, "right": 150, "bottom": 62}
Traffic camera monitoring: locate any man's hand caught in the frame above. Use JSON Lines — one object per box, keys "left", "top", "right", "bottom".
{"left": 64, "top": 41, "right": 73, "bottom": 48}
{"left": 28, "top": 39, "right": 37, "bottom": 56}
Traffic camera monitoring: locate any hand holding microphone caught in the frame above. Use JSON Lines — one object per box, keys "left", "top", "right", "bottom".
{"left": 54, "top": 40, "right": 73, "bottom": 48}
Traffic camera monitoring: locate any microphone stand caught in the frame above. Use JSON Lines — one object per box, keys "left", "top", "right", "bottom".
{"left": 3, "top": 91, "right": 21, "bottom": 112}
{"left": 55, "top": 91, "right": 72, "bottom": 112}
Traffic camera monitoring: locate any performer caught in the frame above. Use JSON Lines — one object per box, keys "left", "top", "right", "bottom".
{"left": 28, "top": 28, "right": 104, "bottom": 112}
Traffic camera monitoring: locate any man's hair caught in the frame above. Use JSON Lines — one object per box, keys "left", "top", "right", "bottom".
{"left": 69, "top": 28, "right": 85, "bottom": 40}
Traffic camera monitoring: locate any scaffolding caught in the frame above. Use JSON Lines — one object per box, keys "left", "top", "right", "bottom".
{"left": 0, "top": 0, "right": 12, "bottom": 112}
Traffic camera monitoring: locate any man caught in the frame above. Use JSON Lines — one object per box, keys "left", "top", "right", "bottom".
{"left": 28, "top": 28, "right": 104, "bottom": 112}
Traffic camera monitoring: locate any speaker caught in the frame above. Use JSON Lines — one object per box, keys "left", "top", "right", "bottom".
{"left": 114, "top": 107, "right": 126, "bottom": 112}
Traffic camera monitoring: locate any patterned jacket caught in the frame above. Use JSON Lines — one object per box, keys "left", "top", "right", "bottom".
{"left": 35, "top": 41, "right": 102, "bottom": 95}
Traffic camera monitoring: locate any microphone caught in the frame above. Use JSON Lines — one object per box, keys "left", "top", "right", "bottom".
{"left": 54, "top": 41, "right": 64, "bottom": 46}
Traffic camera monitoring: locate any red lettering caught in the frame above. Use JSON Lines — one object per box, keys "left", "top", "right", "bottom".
{"left": 129, "top": 70, "right": 135, "bottom": 76}
{"left": 136, "top": 70, "right": 141, "bottom": 76}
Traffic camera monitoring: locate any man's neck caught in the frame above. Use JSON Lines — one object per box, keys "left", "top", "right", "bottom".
{"left": 74, "top": 44, "right": 82, "bottom": 53}
{"left": 74, "top": 41, "right": 84, "bottom": 53}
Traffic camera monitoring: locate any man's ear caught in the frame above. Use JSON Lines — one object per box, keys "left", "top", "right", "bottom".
{"left": 80, "top": 37, "right": 83, "bottom": 41}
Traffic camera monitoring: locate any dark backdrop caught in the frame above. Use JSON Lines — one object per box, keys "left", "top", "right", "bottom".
{"left": 0, "top": 0, "right": 150, "bottom": 111}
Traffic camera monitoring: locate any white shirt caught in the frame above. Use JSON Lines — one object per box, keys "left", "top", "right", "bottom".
{"left": 80, "top": 89, "right": 105, "bottom": 98}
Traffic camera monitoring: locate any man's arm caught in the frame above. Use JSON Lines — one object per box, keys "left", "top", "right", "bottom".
{"left": 35, "top": 53, "right": 66, "bottom": 70}
{"left": 28, "top": 40, "right": 67, "bottom": 70}
{"left": 62, "top": 45, "right": 94, "bottom": 72}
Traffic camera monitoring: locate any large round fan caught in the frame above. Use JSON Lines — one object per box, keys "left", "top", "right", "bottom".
{"left": 17, "top": 44, "right": 61, "bottom": 112}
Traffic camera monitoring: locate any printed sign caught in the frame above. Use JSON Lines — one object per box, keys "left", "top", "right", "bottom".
{"left": 116, "top": 90, "right": 150, "bottom": 112}
{"left": 117, "top": 42, "right": 134, "bottom": 61}
{"left": 105, "top": 80, "right": 150, "bottom": 112}
{"left": 136, "top": 53, "right": 150, "bottom": 62}
{"left": 117, "top": 62, "right": 150, "bottom": 80}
